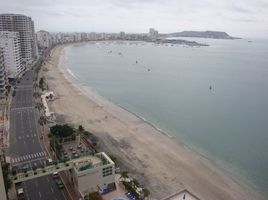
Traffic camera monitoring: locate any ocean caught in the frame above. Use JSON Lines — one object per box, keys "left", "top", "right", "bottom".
{"left": 62, "top": 38, "right": 268, "bottom": 195}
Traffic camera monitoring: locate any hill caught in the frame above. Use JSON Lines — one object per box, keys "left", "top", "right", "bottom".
{"left": 169, "top": 31, "right": 240, "bottom": 39}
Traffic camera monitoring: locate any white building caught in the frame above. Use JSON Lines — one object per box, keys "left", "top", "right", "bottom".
{"left": 68, "top": 152, "right": 116, "bottom": 198}
{"left": 0, "top": 14, "right": 38, "bottom": 64}
{"left": 0, "top": 48, "right": 6, "bottom": 97}
{"left": 36, "top": 30, "right": 51, "bottom": 49}
{"left": 74, "top": 32, "right": 82, "bottom": 42}
{"left": 0, "top": 31, "right": 23, "bottom": 79}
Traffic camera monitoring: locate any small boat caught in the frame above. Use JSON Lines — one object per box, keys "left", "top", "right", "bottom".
{"left": 209, "top": 85, "right": 212, "bottom": 90}
{"left": 147, "top": 68, "right": 151, "bottom": 72}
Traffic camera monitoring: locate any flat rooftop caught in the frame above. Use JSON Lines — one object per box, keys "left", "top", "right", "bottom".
{"left": 73, "top": 152, "right": 112, "bottom": 171}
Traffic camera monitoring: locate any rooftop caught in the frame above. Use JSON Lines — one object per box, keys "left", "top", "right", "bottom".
{"left": 162, "top": 189, "right": 200, "bottom": 200}
{"left": 73, "top": 152, "right": 113, "bottom": 172}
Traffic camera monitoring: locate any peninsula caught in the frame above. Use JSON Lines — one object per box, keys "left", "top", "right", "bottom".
{"left": 168, "top": 30, "right": 240, "bottom": 39}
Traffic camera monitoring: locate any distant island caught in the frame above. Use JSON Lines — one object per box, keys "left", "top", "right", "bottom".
{"left": 168, "top": 31, "right": 240, "bottom": 39}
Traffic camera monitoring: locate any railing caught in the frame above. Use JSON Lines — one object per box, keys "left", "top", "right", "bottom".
{"left": 10, "top": 152, "right": 110, "bottom": 183}
{"left": 11, "top": 162, "right": 73, "bottom": 183}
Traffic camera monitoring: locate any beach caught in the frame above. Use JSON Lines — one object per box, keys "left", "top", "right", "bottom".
{"left": 42, "top": 44, "right": 266, "bottom": 200}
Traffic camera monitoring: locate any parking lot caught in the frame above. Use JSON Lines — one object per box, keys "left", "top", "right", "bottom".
{"left": 61, "top": 138, "right": 93, "bottom": 160}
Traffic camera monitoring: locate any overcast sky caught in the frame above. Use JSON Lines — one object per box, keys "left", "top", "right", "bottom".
{"left": 1, "top": 0, "right": 268, "bottom": 38}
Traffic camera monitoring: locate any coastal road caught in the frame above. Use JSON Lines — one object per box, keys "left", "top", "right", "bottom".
{"left": 8, "top": 70, "right": 67, "bottom": 200}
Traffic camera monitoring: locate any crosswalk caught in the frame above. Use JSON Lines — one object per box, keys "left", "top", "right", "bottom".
{"left": 11, "top": 151, "right": 47, "bottom": 164}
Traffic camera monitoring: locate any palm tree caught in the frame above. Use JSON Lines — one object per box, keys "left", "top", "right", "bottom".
{"left": 38, "top": 116, "right": 48, "bottom": 132}
{"left": 142, "top": 188, "right": 150, "bottom": 199}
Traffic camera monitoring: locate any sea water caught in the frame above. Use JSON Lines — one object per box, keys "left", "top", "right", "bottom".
{"left": 62, "top": 38, "right": 268, "bottom": 195}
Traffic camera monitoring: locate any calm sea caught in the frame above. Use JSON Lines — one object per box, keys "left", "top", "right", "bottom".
{"left": 62, "top": 38, "right": 268, "bottom": 195}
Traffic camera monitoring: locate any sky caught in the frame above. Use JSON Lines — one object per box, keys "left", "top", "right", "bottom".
{"left": 0, "top": 0, "right": 268, "bottom": 38}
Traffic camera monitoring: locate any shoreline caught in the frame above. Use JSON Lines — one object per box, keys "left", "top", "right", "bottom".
{"left": 43, "top": 43, "right": 267, "bottom": 200}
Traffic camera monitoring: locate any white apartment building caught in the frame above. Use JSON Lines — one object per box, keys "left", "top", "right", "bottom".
{"left": 36, "top": 30, "right": 51, "bottom": 49}
{"left": 0, "top": 14, "right": 38, "bottom": 64}
{"left": 67, "top": 152, "right": 116, "bottom": 198}
{"left": 0, "top": 31, "right": 23, "bottom": 79}
{"left": 0, "top": 48, "right": 6, "bottom": 97}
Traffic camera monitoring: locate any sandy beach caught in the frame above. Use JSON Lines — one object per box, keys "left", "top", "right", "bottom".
{"left": 42, "top": 44, "right": 266, "bottom": 200}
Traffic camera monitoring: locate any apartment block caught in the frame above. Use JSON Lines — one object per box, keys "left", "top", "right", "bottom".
{"left": 0, "top": 14, "right": 38, "bottom": 64}
{"left": 0, "top": 48, "right": 6, "bottom": 97}
{"left": 0, "top": 31, "right": 23, "bottom": 79}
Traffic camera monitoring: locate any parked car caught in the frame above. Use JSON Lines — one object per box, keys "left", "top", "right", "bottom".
{"left": 55, "top": 178, "right": 64, "bottom": 189}
{"left": 17, "top": 188, "right": 25, "bottom": 200}
{"left": 52, "top": 172, "right": 59, "bottom": 179}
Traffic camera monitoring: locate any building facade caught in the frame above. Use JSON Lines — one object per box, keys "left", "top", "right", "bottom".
{"left": 68, "top": 152, "right": 116, "bottom": 198}
{"left": 0, "top": 14, "right": 38, "bottom": 64}
{"left": 36, "top": 30, "right": 50, "bottom": 49}
{"left": 0, "top": 48, "right": 6, "bottom": 97}
{"left": 0, "top": 31, "right": 23, "bottom": 79}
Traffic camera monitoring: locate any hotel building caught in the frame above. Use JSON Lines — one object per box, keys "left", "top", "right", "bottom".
{"left": 0, "top": 14, "right": 38, "bottom": 64}
{"left": 67, "top": 152, "right": 116, "bottom": 198}
{"left": 0, "top": 31, "right": 23, "bottom": 79}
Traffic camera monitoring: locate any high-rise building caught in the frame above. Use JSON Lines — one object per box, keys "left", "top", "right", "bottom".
{"left": 149, "top": 28, "right": 158, "bottom": 39}
{"left": 0, "top": 31, "right": 23, "bottom": 79}
{"left": 0, "top": 48, "right": 6, "bottom": 97}
{"left": 36, "top": 30, "right": 51, "bottom": 49}
{"left": 0, "top": 14, "right": 38, "bottom": 64}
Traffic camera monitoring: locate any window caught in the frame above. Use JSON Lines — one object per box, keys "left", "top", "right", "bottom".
{"left": 102, "top": 166, "right": 113, "bottom": 177}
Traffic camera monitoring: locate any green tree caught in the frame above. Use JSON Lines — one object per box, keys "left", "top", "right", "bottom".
{"left": 120, "top": 171, "right": 129, "bottom": 179}
{"left": 38, "top": 116, "right": 48, "bottom": 131}
{"left": 50, "top": 124, "right": 75, "bottom": 138}
{"left": 1, "top": 161, "right": 12, "bottom": 191}
{"left": 78, "top": 125, "right": 84, "bottom": 133}
{"left": 132, "top": 179, "right": 140, "bottom": 187}
{"left": 142, "top": 188, "right": 150, "bottom": 199}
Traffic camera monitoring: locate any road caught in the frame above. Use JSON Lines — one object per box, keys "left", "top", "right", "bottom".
{"left": 8, "top": 70, "right": 67, "bottom": 200}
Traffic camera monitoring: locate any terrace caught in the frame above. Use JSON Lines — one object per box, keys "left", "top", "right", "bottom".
{"left": 73, "top": 152, "right": 113, "bottom": 172}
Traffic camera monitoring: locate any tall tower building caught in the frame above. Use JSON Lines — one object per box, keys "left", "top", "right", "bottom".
{"left": 0, "top": 31, "right": 23, "bottom": 79}
{"left": 36, "top": 30, "right": 51, "bottom": 49}
{"left": 0, "top": 14, "right": 38, "bottom": 64}
{"left": 0, "top": 48, "right": 6, "bottom": 97}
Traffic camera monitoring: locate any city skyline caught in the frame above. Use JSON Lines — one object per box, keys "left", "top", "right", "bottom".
{"left": 0, "top": 0, "right": 268, "bottom": 38}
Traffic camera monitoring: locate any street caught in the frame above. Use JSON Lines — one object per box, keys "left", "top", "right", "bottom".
{"left": 8, "top": 70, "right": 67, "bottom": 200}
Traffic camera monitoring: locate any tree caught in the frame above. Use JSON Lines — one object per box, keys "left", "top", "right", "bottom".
{"left": 142, "top": 188, "right": 150, "bottom": 199}
{"left": 50, "top": 124, "right": 75, "bottom": 138}
{"left": 39, "top": 77, "right": 45, "bottom": 91}
{"left": 120, "top": 171, "right": 129, "bottom": 179}
{"left": 38, "top": 116, "right": 48, "bottom": 131}
{"left": 35, "top": 102, "right": 45, "bottom": 112}
{"left": 1, "top": 161, "right": 12, "bottom": 191}
{"left": 132, "top": 179, "right": 140, "bottom": 187}
{"left": 78, "top": 125, "right": 84, "bottom": 133}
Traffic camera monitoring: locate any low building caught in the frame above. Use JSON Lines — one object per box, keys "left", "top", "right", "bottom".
{"left": 68, "top": 152, "right": 116, "bottom": 198}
